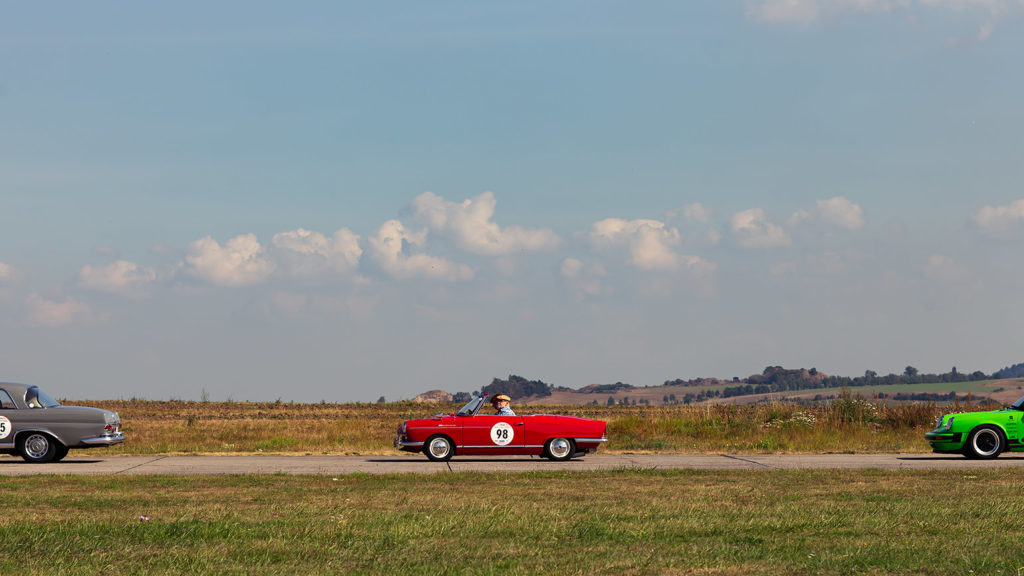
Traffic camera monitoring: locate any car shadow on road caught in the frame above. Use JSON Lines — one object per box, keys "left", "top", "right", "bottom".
{"left": 0, "top": 459, "right": 105, "bottom": 465}
{"left": 896, "top": 455, "right": 1024, "bottom": 461}
{"left": 365, "top": 457, "right": 574, "bottom": 463}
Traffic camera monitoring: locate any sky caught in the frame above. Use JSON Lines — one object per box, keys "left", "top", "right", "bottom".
{"left": 2, "top": 1, "right": 1024, "bottom": 402}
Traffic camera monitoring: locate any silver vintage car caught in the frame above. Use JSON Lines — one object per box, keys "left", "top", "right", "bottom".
{"left": 0, "top": 382, "right": 124, "bottom": 463}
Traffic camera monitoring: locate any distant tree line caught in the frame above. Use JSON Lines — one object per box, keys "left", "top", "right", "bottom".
{"left": 581, "top": 382, "right": 635, "bottom": 394}
{"left": 786, "top": 392, "right": 977, "bottom": 406}
{"left": 442, "top": 363, "right": 1013, "bottom": 404}
{"left": 712, "top": 365, "right": 991, "bottom": 400}
{"left": 479, "top": 374, "right": 553, "bottom": 400}
{"left": 994, "top": 362, "right": 1024, "bottom": 379}
{"left": 605, "top": 395, "right": 652, "bottom": 406}
{"left": 879, "top": 392, "right": 973, "bottom": 402}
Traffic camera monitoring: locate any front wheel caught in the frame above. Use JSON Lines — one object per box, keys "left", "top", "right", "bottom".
{"left": 18, "top": 433, "right": 60, "bottom": 463}
{"left": 53, "top": 444, "right": 70, "bottom": 462}
{"left": 964, "top": 426, "right": 1003, "bottom": 459}
{"left": 424, "top": 435, "right": 455, "bottom": 462}
{"left": 544, "top": 438, "right": 575, "bottom": 461}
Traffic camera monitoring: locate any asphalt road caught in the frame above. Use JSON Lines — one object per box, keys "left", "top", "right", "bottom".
{"left": 2, "top": 453, "right": 1024, "bottom": 475}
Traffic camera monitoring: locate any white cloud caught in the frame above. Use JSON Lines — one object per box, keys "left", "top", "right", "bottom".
{"left": 78, "top": 260, "right": 157, "bottom": 297}
{"left": 667, "top": 203, "right": 721, "bottom": 246}
{"left": 748, "top": 0, "right": 1015, "bottom": 40}
{"left": 815, "top": 197, "right": 865, "bottom": 230}
{"left": 922, "top": 253, "right": 962, "bottom": 279}
{"left": 747, "top": 0, "right": 821, "bottom": 25}
{"left": 679, "top": 255, "right": 719, "bottom": 278}
{"left": 560, "top": 258, "right": 608, "bottom": 299}
{"left": 560, "top": 258, "right": 585, "bottom": 278}
{"left": 184, "top": 234, "right": 275, "bottom": 287}
{"left": 590, "top": 218, "right": 684, "bottom": 270}
{"left": 270, "top": 228, "right": 362, "bottom": 278}
{"left": 787, "top": 197, "right": 865, "bottom": 230}
{"left": 678, "top": 203, "right": 711, "bottom": 223}
{"left": 25, "top": 294, "right": 95, "bottom": 326}
{"left": 787, "top": 210, "right": 811, "bottom": 229}
{"left": 974, "top": 199, "right": 1024, "bottom": 237}
{"left": 731, "top": 209, "right": 792, "bottom": 248}
{"left": 0, "top": 262, "right": 21, "bottom": 283}
{"left": 367, "top": 220, "right": 474, "bottom": 281}
{"left": 921, "top": 253, "right": 984, "bottom": 293}
{"left": 411, "top": 191, "right": 561, "bottom": 255}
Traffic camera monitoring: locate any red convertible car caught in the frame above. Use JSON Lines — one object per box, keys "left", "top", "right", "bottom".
{"left": 394, "top": 394, "right": 608, "bottom": 461}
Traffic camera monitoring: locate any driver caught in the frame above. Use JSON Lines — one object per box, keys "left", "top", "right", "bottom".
{"left": 491, "top": 394, "right": 515, "bottom": 416}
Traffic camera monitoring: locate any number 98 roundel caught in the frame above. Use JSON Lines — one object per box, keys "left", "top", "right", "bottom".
{"left": 490, "top": 422, "right": 514, "bottom": 446}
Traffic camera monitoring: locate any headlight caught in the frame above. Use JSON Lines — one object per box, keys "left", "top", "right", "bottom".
{"left": 937, "top": 415, "right": 954, "bottom": 430}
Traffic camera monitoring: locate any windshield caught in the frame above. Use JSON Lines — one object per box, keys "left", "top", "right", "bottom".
{"left": 1011, "top": 396, "right": 1024, "bottom": 411}
{"left": 25, "top": 386, "right": 61, "bottom": 409}
{"left": 455, "top": 395, "right": 486, "bottom": 416}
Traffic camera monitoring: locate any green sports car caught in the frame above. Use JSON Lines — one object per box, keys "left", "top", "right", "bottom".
{"left": 925, "top": 396, "right": 1024, "bottom": 459}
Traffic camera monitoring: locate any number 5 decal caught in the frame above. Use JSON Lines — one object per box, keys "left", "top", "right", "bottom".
{"left": 0, "top": 415, "right": 11, "bottom": 440}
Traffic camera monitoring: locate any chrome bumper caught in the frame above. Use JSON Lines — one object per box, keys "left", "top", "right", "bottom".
{"left": 81, "top": 432, "right": 125, "bottom": 446}
{"left": 394, "top": 435, "right": 423, "bottom": 450}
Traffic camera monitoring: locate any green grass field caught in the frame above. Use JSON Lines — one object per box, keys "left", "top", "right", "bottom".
{"left": 787, "top": 380, "right": 1014, "bottom": 397}
{"left": 660, "top": 378, "right": 1014, "bottom": 398}
{"left": 3, "top": 470, "right": 1023, "bottom": 575}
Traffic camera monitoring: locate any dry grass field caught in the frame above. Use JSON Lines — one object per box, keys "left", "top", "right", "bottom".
{"left": 55, "top": 390, "right": 980, "bottom": 456}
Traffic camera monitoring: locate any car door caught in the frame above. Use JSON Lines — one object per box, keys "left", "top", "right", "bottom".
{"left": 461, "top": 414, "right": 525, "bottom": 453}
{"left": 0, "top": 388, "right": 18, "bottom": 451}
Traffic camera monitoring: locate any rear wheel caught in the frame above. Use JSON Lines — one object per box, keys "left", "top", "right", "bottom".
{"left": 544, "top": 438, "right": 575, "bottom": 461}
{"left": 964, "top": 426, "right": 1003, "bottom": 459}
{"left": 424, "top": 435, "right": 454, "bottom": 462}
{"left": 18, "top": 433, "right": 60, "bottom": 463}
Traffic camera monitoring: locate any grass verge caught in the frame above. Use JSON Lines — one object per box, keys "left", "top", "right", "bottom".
{"left": 2, "top": 469, "right": 1023, "bottom": 575}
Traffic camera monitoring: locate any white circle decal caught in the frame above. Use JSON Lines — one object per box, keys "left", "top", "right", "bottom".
{"left": 0, "top": 415, "right": 11, "bottom": 440}
{"left": 490, "top": 422, "right": 514, "bottom": 446}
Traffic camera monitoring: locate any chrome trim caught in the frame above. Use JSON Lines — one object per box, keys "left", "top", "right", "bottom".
{"left": 460, "top": 444, "right": 547, "bottom": 449}
{"left": 573, "top": 437, "right": 608, "bottom": 443}
{"left": 80, "top": 433, "right": 125, "bottom": 446}
{"left": 397, "top": 440, "right": 424, "bottom": 448}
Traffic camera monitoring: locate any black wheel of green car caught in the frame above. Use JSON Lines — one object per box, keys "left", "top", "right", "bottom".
{"left": 424, "top": 435, "right": 454, "bottom": 462}
{"left": 17, "top": 432, "right": 60, "bottom": 463}
{"left": 964, "top": 426, "right": 1003, "bottom": 459}
{"left": 544, "top": 437, "right": 575, "bottom": 461}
